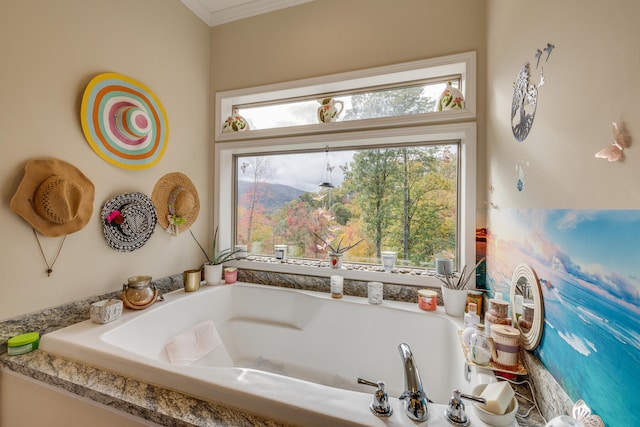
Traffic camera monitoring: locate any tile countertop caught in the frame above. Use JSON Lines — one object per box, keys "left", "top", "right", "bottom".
{"left": 0, "top": 273, "right": 548, "bottom": 427}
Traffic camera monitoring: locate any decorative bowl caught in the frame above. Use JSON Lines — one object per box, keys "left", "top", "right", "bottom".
{"left": 472, "top": 384, "right": 519, "bottom": 426}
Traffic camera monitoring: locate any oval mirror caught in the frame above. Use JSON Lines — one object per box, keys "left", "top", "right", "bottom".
{"left": 509, "top": 263, "right": 544, "bottom": 350}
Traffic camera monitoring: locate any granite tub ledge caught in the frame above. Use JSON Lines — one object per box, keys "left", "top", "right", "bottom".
{"left": 0, "top": 273, "right": 288, "bottom": 426}
{"left": 0, "top": 350, "right": 289, "bottom": 427}
{"left": 0, "top": 271, "right": 551, "bottom": 426}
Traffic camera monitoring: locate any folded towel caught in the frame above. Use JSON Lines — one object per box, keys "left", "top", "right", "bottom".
{"left": 165, "top": 320, "right": 222, "bottom": 365}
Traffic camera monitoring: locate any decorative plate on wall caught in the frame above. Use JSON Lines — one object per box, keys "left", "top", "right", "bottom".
{"left": 80, "top": 72, "right": 169, "bottom": 170}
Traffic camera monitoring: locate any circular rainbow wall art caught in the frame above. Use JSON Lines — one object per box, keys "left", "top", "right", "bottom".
{"left": 81, "top": 72, "right": 168, "bottom": 170}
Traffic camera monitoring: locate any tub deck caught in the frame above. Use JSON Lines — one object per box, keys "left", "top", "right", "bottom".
{"left": 40, "top": 282, "right": 504, "bottom": 427}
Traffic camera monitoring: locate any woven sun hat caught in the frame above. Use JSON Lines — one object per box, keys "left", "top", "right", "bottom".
{"left": 80, "top": 72, "right": 169, "bottom": 170}
{"left": 101, "top": 192, "right": 157, "bottom": 252}
{"left": 10, "top": 158, "right": 95, "bottom": 237}
{"left": 151, "top": 172, "right": 200, "bottom": 236}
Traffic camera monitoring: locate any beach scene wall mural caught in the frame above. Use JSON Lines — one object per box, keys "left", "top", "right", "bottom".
{"left": 485, "top": 209, "right": 640, "bottom": 427}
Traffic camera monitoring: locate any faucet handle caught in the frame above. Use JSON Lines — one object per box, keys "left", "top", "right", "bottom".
{"left": 357, "top": 377, "right": 393, "bottom": 417}
{"left": 445, "top": 389, "right": 486, "bottom": 427}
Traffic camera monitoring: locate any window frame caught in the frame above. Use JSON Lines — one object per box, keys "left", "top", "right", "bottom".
{"left": 215, "top": 51, "right": 476, "bottom": 140}
{"left": 214, "top": 52, "right": 477, "bottom": 288}
{"left": 215, "top": 122, "right": 476, "bottom": 287}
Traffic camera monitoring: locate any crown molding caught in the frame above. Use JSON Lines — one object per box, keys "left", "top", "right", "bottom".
{"left": 181, "top": 0, "right": 315, "bottom": 27}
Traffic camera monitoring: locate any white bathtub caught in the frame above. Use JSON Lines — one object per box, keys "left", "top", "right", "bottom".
{"left": 41, "top": 282, "right": 501, "bottom": 426}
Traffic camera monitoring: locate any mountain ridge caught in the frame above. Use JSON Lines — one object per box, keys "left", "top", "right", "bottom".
{"left": 237, "top": 180, "right": 307, "bottom": 212}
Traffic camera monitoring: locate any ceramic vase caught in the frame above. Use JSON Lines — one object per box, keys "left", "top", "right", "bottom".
{"left": 441, "top": 285, "right": 468, "bottom": 316}
{"left": 222, "top": 109, "right": 249, "bottom": 132}
{"left": 317, "top": 97, "right": 344, "bottom": 123}
{"left": 203, "top": 264, "right": 223, "bottom": 285}
{"left": 437, "top": 82, "right": 465, "bottom": 111}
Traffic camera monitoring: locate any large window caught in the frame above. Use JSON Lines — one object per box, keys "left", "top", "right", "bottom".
{"left": 215, "top": 52, "right": 476, "bottom": 287}
{"left": 235, "top": 143, "right": 458, "bottom": 270}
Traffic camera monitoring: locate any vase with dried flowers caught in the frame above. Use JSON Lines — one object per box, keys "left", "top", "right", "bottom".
{"left": 312, "top": 231, "right": 363, "bottom": 269}
{"left": 190, "top": 227, "right": 242, "bottom": 285}
{"left": 436, "top": 257, "right": 486, "bottom": 316}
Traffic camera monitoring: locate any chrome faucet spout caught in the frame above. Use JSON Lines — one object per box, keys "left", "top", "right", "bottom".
{"left": 398, "top": 343, "right": 429, "bottom": 422}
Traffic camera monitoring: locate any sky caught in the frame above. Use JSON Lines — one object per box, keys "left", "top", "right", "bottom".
{"left": 238, "top": 150, "right": 356, "bottom": 193}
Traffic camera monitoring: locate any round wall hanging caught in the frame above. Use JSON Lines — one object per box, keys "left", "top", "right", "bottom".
{"left": 511, "top": 63, "right": 538, "bottom": 142}
{"left": 81, "top": 72, "right": 169, "bottom": 170}
{"left": 101, "top": 192, "right": 157, "bottom": 252}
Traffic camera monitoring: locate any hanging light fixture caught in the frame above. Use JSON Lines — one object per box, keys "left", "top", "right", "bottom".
{"left": 318, "top": 146, "right": 335, "bottom": 188}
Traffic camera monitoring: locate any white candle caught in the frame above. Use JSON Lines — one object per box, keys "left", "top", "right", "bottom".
{"left": 330, "top": 275, "right": 344, "bottom": 298}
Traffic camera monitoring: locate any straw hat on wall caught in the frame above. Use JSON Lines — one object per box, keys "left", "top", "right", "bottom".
{"left": 151, "top": 172, "right": 200, "bottom": 236}
{"left": 10, "top": 158, "right": 95, "bottom": 237}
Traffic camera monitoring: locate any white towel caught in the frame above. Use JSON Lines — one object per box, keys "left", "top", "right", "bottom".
{"left": 165, "top": 320, "right": 222, "bottom": 365}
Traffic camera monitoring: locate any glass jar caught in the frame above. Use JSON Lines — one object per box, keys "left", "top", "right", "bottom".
{"left": 418, "top": 289, "right": 438, "bottom": 311}
{"left": 464, "top": 302, "right": 480, "bottom": 327}
{"left": 469, "top": 324, "right": 492, "bottom": 366}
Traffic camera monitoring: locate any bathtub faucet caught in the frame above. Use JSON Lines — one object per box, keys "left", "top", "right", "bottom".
{"left": 397, "top": 343, "right": 429, "bottom": 422}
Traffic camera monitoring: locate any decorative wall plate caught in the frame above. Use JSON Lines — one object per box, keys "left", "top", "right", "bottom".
{"left": 81, "top": 72, "right": 169, "bottom": 170}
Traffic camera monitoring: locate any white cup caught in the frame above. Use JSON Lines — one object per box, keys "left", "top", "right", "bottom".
{"left": 381, "top": 251, "right": 397, "bottom": 273}
{"left": 235, "top": 245, "right": 248, "bottom": 259}
{"left": 435, "top": 257, "right": 454, "bottom": 275}
{"left": 367, "top": 281, "right": 383, "bottom": 304}
{"left": 274, "top": 244, "right": 287, "bottom": 261}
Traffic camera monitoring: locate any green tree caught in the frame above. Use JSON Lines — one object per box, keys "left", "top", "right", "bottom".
{"left": 344, "top": 86, "right": 435, "bottom": 120}
{"left": 238, "top": 157, "right": 272, "bottom": 243}
{"left": 344, "top": 149, "right": 398, "bottom": 258}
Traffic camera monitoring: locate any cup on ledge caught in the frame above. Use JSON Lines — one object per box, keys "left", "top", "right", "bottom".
{"left": 183, "top": 269, "right": 201, "bottom": 292}
{"left": 381, "top": 251, "right": 397, "bottom": 273}
{"left": 235, "top": 245, "right": 248, "bottom": 259}
{"left": 435, "top": 257, "right": 454, "bottom": 276}
{"left": 274, "top": 244, "right": 288, "bottom": 262}
{"left": 367, "top": 281, "right": 384, "bottom": 304}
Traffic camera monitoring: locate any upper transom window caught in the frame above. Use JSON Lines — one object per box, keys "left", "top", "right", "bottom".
{"left": 233, "top": 78, "right": 460, "bottom": 131}
{"left": 215, "top": 51, "right": 476, "bottom": 140}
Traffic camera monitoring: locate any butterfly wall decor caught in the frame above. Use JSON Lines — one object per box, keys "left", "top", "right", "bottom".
{"left": 595, "top": 121, "right": 632, "bottom": 162}
{"left": 572, "top": 400, "right": 604, "bottom": 427}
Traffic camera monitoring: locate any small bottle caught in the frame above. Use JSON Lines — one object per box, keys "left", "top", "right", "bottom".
{"left": 469, "top": 324, "right": 491, "bottom": 366}
{"left": 464, "top": 302, "right": 480, "bottom": 327}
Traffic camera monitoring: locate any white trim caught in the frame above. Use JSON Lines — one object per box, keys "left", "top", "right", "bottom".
{"left": 180, "top": 0, "right": 316, "bottom": 27}
{"left": 215, "top": 122, "right": 477, "bottom": 288}
{"left": 215, "top": 51, "right": 476, "bottom": 140}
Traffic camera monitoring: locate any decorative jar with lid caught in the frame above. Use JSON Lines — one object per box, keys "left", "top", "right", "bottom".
{"left": 469, "top": 324, "right": 492, "bottom": 366}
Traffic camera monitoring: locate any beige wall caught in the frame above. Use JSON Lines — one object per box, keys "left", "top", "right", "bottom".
{"left": 0, "top": 0, "right": 210, "bottom": 319}
{"left": 486, "top": 0, "right": 640, "bottom": 209}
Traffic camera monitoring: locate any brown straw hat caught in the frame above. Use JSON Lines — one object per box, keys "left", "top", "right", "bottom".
{"left": 151, "top": 172, "right": 200, "bottom": 236}
{"left": 10, "top": 158, "right": 95, "bottom": 237}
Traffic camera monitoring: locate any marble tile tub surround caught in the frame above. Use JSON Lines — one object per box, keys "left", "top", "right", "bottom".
{"left": 237, "top": 268, "right": 434, "bottom": 303}
{"left": 0, "top": 271, "right": 568, "bottom": 426}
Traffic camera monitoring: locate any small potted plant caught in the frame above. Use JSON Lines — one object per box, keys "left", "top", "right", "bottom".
{"left": 312, "top": 231, "right": 363, "bottom": 269}
{"left": 190, "top": 227, "right": 241, "bottom": 285}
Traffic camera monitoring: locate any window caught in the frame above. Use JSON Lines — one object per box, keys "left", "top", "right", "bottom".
{"left": 235, "top": 79, "right": 460, "bottom": 131}
{"left": 215, "top": 52, "right": 476, "bottom": 287}
{"left": 235, "top": 143, "right": 458, "bottom": 269}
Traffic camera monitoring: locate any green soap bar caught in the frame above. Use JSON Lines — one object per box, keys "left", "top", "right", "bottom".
{"left": 7, "top": 332, "right": 40, "bottom": 347}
